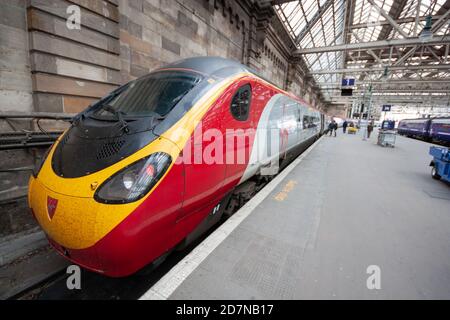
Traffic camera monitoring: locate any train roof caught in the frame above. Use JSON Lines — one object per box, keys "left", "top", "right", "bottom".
{"left": 400, "top": 117, "right": 450, "bottom": 122}
{"left": 160, "top": 56, "right": 249, "bottom": 75}
{"left": 159, "top": 56, "right": 278, "bottom": 87}
{"left": 154, "top": 56, "right": 317, "bottom": 112}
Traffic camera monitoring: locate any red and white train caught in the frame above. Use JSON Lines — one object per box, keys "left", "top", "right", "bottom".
{"left": 28, "top": 57, "right": 329, "bottom": 276}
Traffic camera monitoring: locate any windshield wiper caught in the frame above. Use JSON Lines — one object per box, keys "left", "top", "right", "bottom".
{"left": 71, "top": 110, "right": 89, "bottom": 126}
{"left": 99, "top": 104, "right": 130, "bottom": 134}
{"left": 99, "top": 104, "right": 121, "bottom": 116}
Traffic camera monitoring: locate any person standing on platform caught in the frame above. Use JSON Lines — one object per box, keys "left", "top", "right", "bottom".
{"left": 329, "top": 120, "right": 337, "bottom": 137}
{"left": 343, "top": 120, "right": 348, "bottom": 133}
{"left": 328, "top": 121, "right": 334, "bottom": 136}
{"left": 367, "top": 120, "right": 374, "bottom": 138}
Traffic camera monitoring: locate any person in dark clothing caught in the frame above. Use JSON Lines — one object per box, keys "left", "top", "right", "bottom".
{"left": 329, "top": 120, "right": 337, "bottom": 137}
{"left": 343, "top": 120, "right": 348, "bottom": 133}
{"left": 367, "top": 121, "right": 374, "bottom": 138}
{"left": 328, "top": 121, "right": 334, "bottom": 136}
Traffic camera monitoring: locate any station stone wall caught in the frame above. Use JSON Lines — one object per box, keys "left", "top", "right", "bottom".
{"left": 0, "top": 0, "right": 325, "bottom": 241}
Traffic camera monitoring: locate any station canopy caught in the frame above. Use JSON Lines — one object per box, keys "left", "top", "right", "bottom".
{"left": 273, "top": 0, "right": 450, "bottom": 107}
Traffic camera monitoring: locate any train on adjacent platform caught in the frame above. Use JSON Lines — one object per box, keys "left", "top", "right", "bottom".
{"left": 397, "top": 117, "right": 450, "bottom": 146}
{"left": 28, "top": 57, "right": 329, "bottom": 277}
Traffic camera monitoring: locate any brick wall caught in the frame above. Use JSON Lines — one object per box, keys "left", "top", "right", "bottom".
{"left": 0, "top": 0, "right": 33, "bottom": 113}
{"left": 260, "top": 38, "right": 288, "bottom": 89}
{"left": 119, "top": 0, "right": 249, "bottom": 82}
{"left": 27, "top": 0, "right": 121, "bottom": 113}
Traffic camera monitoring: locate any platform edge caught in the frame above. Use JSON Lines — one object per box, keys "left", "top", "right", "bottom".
{"left": 139, "top": 136, "right": 324, "bottom": 300}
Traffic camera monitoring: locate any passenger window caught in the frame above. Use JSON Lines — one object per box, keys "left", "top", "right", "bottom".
{"left": 230, "top": 84, "right": 251, "bottom": 121}
{"left": 303, "top": 115, "right": 310, "bottom": 128}
{"left": 303, "top": 115, "right": 317, "bottom": 128}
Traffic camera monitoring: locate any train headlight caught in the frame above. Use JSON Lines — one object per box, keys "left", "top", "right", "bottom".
{"left": 94, "top": 152, "right": 172, "bottom": 204}
{"left": 122, "top": 172, "right": 135, "bottom": 190}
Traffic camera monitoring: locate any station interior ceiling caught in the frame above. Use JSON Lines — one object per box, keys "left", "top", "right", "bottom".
{"left": 272, "top": 0, "right": 450, "bottom": 112}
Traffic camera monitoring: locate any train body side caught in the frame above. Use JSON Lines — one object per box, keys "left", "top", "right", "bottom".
{"left": 89, "top": 76, "right": 322, "bottom": 276}
{"left": 397, "top": 118, "right": 431, "bottom": 139}
{"left": 398, "top": 117, "right": 450, "bottom": 146}
{"left": 430, "top": 118, "right": 450, "bottom": 145}
{"left": 28, "top": 62, "right": 324, "bottom": 276}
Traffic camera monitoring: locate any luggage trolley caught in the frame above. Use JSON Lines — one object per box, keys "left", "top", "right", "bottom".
{"left": 377, "top": 120, "right": 396, "bottom": 147}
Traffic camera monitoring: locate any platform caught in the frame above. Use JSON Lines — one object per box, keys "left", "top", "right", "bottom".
{"left": 142, "top": 130, "right": 450, "bottom": 300}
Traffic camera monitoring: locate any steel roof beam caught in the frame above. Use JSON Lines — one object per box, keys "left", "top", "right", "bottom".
{"left": 432, "top": 9, "right": 450, "bottom": 33}
{"left": 431, "top": 0, "right": 450, "bottom": 34}
{"left": 310, "top": 64, "right": 450, "bottom": 74}
{"left": 366, "top": 0, "right": 409, "bottom": 38}
{"left": 293, "top": 35, "right": 450, "bottom": 54}
{"left": 349, "top": 15, "right": 444, "bottom": 29}
{"left": 351, "top": 30, "right": 384, "bottom": 65}
{"left": 271, "top": 0, "right": 298, "bottom": 5}
{"left": 320, "top": 88, "right": 450, "bottom": 93}
{"left": 358, "top": 0, "right": 409, "bottom": 82}
{"left": 329, "top": 97, "right": 450, "bottom": 102}
{"left": 317, "top": 79, "right": 450, "bottom": 85}
{"left": 346, "top": 51, "right": 437, "bottom": 61}
{"left": 294, "top": 0, "right": 334, "bottom": 44}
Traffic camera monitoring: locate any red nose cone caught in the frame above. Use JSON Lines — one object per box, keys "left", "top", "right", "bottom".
{"left": 47, "top": 196, "right": 58, "bottom": 220}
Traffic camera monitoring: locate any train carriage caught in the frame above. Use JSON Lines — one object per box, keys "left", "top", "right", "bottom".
{"left": 397, "top": 118, "right": 431, "bottom": 139}
{"left": 28, "top": 57, "right": 325, "bottom": 277}
{"left": 430, "top": 118, "right": 450, "bottom": 146}
{"left": 397, "top": 117, "right": 450, "bottom": 146}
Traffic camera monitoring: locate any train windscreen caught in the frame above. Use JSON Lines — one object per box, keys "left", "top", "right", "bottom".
{"left": 93, "top": 70, "right": 204, "bottom": 119}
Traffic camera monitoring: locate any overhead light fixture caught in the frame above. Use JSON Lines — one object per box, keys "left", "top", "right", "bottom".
{"left": 420, "top": 15, "right": 433, "bottom": 42}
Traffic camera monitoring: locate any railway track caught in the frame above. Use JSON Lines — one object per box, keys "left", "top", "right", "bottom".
{"left": 12, "top": 223, "right": 222, "bottom": 300}
{"left": 8, "top": 222, "right": 223, "bottom": 300}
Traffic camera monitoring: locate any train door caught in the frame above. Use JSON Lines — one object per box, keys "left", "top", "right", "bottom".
{"left": 295, "top": 102, "right": 303, "bottom": 141}
{"left": 320, "top": 114, "right": 325, "bottom": 134}
{"left": 298, "top": 104, "right": 309, "bottom": 142}
{"left": 282, "top": 98, "right": 300, "bottom": 155}
{"left": 178, "top": 96, "right": 228, "bottom": 222}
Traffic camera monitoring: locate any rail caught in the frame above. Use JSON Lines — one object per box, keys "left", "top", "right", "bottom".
{"left": 0, "top": 112, "right": 75, "bottom": 150}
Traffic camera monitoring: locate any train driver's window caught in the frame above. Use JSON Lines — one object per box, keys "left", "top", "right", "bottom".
{"left": 230, "top": 84, "right": 251, "bottom": 121}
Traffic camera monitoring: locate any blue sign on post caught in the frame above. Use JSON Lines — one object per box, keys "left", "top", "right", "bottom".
{"left": 382, "top": 105, "right": 391, "bottom": 112}
{"left": 341, "top": 78, "right": 355, "bottom": 86}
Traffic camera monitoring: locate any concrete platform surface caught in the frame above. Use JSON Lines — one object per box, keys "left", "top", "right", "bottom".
{"left": 148, "top": 131, "right": 450, "bottom": 299}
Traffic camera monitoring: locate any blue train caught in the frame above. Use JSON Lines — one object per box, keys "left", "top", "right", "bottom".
{"left": 397, "top": 117, "right": 450, "bottom": 146}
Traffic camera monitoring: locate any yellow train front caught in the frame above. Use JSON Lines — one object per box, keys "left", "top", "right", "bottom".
{"left": 28, "top": 57, "right": 243, "bottom": 277}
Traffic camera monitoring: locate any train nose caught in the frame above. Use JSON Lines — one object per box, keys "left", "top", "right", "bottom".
{"left": 28, "top": 176, "right": 137, "bottom": 250}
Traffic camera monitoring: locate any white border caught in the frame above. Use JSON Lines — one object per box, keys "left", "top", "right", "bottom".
{"left": 139, "top": 136, "right": 324, "bottom": 300}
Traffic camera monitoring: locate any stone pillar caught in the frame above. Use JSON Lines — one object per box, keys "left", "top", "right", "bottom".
{"left": 246, "top": 15, "right": 262, "bottom": 71}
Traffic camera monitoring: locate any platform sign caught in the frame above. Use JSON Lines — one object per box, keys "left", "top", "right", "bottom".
{"left": 382, "top": 105, "right": 391, "bottom": 112}
{"left": 341, "top": 78, "right": 355, "bottom": 86}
